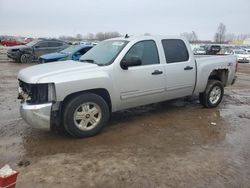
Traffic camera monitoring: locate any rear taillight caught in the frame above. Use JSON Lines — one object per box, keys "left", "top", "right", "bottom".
{"left": 235, "top": 60, "right": 238, "bottom": 72}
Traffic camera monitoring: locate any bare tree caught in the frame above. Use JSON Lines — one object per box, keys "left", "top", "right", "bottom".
{"left": 60, "top": 31, "right": 121, "bottom": 42}
{"left": 180, "top": 31, "right": 198, "bottom": 42}
{"left": 214, "top": 23, "right": 226, "bottom": 43}
{"left": 76, "top": 34, "right": 83, "bottom": 40}
{"left": 59, "top": 35, "right": 76, "bottom": 42}
{"left": 191, "top": 31, "right": 198, "bottom": 41}
{"left": 86, "top": 33, "right": 94, "bottom": 40}
{"left": 225, "top": 33, "right": 236, "bottom": 42}
{"left": 95, "top": 31, "right": 120, "bottom": 41}
{"left": 234, "top": 34, "right": 250, "bottom": 41}
{"left": 95, "top": 32, "right": 105, "bottom": 41}
{"left": 103, "top": 32, "right": 120, "bottom": 39}
{"left": 225, "top": 33, "right": 250, "bottom": 43}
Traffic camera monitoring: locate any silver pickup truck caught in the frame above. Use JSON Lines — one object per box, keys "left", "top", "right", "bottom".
{"left": 17, "top": 36, "right": 237, "bottom": 137}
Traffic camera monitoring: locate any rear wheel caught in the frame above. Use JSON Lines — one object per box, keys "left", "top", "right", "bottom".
{"left": 63, "top": 93, "right": 110, "bottom": 138}
{"left": 199, "top": 80, "right": 224, "bottom": 108}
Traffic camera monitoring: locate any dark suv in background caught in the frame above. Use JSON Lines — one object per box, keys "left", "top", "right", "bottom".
{"left": 204, "top": 45, "right": 221, "bottom": 55}
{"left": 7, "top": 39, "right": 69, "bottom": 63}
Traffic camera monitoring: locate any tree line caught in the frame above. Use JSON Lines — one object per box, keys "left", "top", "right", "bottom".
{"left": 58, "top": 26, "right": 250, "bottom": 43}
{"left": 181, "top": 23, "right": 250, "bottom": 43}
{"left": 59, "top": 32, "right": 121, "bottom": 41}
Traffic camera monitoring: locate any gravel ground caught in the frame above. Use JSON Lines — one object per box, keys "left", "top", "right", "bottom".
{"left": 0, "top": 46, "right": 250, "bottom": 188}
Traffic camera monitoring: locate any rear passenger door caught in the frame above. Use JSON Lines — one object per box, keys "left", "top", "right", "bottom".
{"left": 162, "top": 39, "right": 196, "bottom": 99}
{"left": 48, "top": 41, "right": 64, "bottom": 53}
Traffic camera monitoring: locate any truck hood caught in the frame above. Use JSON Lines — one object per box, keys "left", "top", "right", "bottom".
{"left": 40, "top": 52, "right": 69, "bottom": 60}
{"left": 18, "top": 60, "right": 99, "bottom": 83}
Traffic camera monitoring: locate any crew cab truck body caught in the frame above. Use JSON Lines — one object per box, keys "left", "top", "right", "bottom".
{"left": 17, "top": 36, "right": 237, "bottom": 137}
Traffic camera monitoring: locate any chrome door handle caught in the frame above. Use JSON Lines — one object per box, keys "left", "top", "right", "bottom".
{"left": 152, "top": 70, "right": 163, "bottom": 75}
{"left": 184, "top": 66, "right": 193, "bottom": 70}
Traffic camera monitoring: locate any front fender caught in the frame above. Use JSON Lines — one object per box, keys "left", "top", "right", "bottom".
{"left": 50, "top": 72, "right": 113, "bottom": 104}
{"left": 19, "top": 47, "right": 33, "bottom": 55}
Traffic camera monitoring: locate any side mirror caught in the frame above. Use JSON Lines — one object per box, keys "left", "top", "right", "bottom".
{"left": 34, "top": 45, "right": 39, "bottom": 48}
{"left": 120, "top": 56, "right": 142, "bottom": 70}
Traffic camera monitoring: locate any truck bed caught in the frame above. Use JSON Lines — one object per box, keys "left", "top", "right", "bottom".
{"left": 194, "top": 54, "right": 237, "bottom": 94}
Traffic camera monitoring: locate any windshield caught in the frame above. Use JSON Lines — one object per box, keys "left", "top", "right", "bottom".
{"left": 79, "top": 40, "right": 128, "bottom": 65}
{"left": 61, "top": 45, "right": 81, "bottom": 54}
{"left": 25, "top": 40, "right": 39, "bottom": 46}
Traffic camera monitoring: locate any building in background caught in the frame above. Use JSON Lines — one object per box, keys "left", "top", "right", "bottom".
{"left": 243, "top": 38, "right": 250, "bottom": 45}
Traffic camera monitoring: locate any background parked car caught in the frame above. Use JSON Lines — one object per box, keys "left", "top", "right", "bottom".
{"left": 232, "top": 49, "right": 250, "bottom": 63}
{"left": 243, "top": 48, "right": 250, "bottom": 54}
{"left": 38, "top": 45, "right": 93, "bottom": 63}
{"left": 0, "top": 38, "right": 33, "bottom": 46}
{"left": 79, "top": 41, "right": 92, "bottom": 45}
{"left": 193, "top": 47, "right": 206, "bottom": 55}
{"left": 204, "top": 45, "right": 221, "bottom": 55}
{"left": 7, "top": 39, "right": 69, "bottom": 63}
{"left": 72, "top": 41, "right": 80, "bottom": 45}
{"left": 217, "top": 47, "right": 231, "bottom": 55}
{"left": 1, "top": 39, "right": 26, "bottom": 46}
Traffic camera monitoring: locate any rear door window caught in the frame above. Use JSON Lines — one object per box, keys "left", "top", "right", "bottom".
{"left": 161, "top": 39, "right": 189, "bottom": 63}
{"left": 48, "top": 41, "right": 63, "bottom": 47}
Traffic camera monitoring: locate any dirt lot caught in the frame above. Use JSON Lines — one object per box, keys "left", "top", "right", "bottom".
{"left": 0, "top": 46, "right": 250, "bottom": 188}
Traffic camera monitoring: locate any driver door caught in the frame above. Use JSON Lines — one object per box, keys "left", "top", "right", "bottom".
{"left": 34, "top": 41, "right": 49, "bottom": 57}
{"left": 114, "top": 40, "right": 166, "bottom": 110}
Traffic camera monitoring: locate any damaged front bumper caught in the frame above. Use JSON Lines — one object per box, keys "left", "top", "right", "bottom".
{"left": 20, "top": 102, "right": 52, "bottom": 130}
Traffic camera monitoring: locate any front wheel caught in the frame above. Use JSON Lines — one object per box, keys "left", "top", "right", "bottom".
{"left": 199, "top": 80, "right": 224, "bottom": 108}
{"left": 63, "top": 93, "right": 110, "bottom": 138}
{"left": 20, "top": 54, "right": 33, "bottom": 63}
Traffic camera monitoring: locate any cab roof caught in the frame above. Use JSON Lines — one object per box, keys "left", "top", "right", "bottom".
{"left": 107, "top": 35, "right": 186, "bottom": 42}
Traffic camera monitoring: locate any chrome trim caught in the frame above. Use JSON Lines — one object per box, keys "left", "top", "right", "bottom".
{"left": 120, "top": 88, "right": 165, "bottom": 100}
{"left": 167, "top": 84, "right": 193, "bottom": 91}
{"left": 20, "top": 102, "right": 52, "bottom": 130}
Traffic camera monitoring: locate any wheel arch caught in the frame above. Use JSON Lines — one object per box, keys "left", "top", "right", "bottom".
{"left": 62, "top": 88, "right": 112, "bottom": 113}
{"left": 208, "top": 69, "right": 229, "bottom": 86}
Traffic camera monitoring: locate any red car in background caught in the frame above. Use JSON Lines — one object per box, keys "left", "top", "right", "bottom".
{"left": 0, "top": 38, "right": 33, "bottom": 46}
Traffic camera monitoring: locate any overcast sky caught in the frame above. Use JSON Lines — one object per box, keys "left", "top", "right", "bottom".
{"left": 0, "top": 0, "right": 250, "bottom": 40}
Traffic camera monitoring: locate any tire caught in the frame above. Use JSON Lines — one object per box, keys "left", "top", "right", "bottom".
{"left": 20, "top": 54, "right": 33, "bottom": 63}
{"left": 63, "top": 93, "right": 110, "bottom": 138}
{"left": 199, "top": 80, "right": 224, "bottom": 108}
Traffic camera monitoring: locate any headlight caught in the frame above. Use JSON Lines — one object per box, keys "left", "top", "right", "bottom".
{"left": 48, "top": 83, "right": 56, "bottom": 102}
{"left": 18, "top": 81, "right": 56, "bottom": 104}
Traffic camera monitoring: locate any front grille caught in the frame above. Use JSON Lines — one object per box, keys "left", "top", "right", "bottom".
{"left": 18, "top": 80, "right": 48, "bottom": 104}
